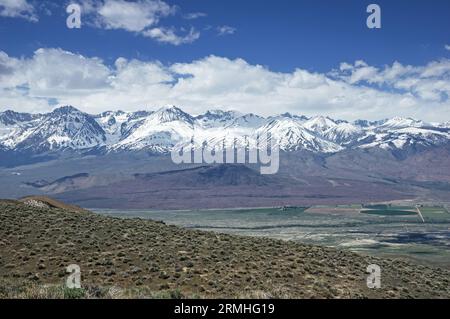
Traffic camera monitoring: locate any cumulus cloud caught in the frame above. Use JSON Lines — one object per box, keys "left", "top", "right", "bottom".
{"left": 92, "top": 0, "right": 174, "bottom": 32}
{"left": 0, "top": 0, "right": 37, "bottom": 21}
{"left": 113, "top": 57, "right": 172, "bottom": 87}
{"left": 335, "top": 59, "right": 450, "bottom": 102}
{"left": 143, "top": 27, "right": 200, "bottom": 45}
{"left": 217, "top": 25, "right": 236, "bottom": 36}
{"left": 0, "top": 0, "right": 232, "bottom": 45}
{"left": 77, "top": 0, "right": 199, "bottom": 45}
{"left": 446, "top": 44, "right": 450, "bottom": 51}
{"left": 0, "top": 48, "right": 449, "bottom": 121}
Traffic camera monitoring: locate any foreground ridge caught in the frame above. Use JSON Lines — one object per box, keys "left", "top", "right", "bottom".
{"left": 1, "top": 199, "right": 449, "bottom": 299}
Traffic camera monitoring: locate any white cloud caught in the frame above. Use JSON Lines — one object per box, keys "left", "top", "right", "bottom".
{"left": 143, "top": 27, "right": 200, "bottom": 45}
{"left": 0, "top": 51, "right": 21, "bottom": 87}
{"left": 113, "top": 57, "right": 173, "bottom": 87}
{"left": 184, "top": 12, "right": 207, "bottom": 20}
{"left": 339, "top": 62, "right": 353, "bottom": 72}
{"left": 0, "top": 0, "right": 218, "bottom": 46}
{"left": 0, "top": 48, "right": 111, "bottom": 112}
{"left": 445, "top": 44, "right": 450, "bottom": 51}
{"left": 94, "top": 0, "right": 174, "bottom": 32}
{"left": 335, "top": 59, "right": 450, "bottom": 103}
{"left": 23, "top": 48, "right": 111, "bottom": 94}
{"left": 217, "top": 25, "right": 236, "bottom": 36}
{"left": 77, "top": 0, "right": 199, "bottom": 45}
{"left": 0, "top": 0, "right": 37, "bottom": 21}
{"left": 0, "top": 48, "right": 449, "bottom": 121}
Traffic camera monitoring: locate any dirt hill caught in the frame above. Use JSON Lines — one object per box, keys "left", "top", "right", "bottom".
{"left": 0, "top": 200, "right": 449, "bottom": 299}
{"left": 18, "top": 196, "right": 89, "bottom": 213}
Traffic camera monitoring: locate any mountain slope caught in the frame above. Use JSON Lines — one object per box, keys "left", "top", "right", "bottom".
{"left": 0, "top": 105, "right": 449, "bottom": 161}
{"left": 109, "top": 106, "right": 196, "bottom": 152}
{"left": 257, "top": 118, "right": 343, "bottom": 152}
{"left": 1, "top": 106, "right": 106, "bottom": 153}
{"left": 195, "top": 110, "right": 242, "bottom": 128}
{"left": 303, "top": 116, "right": 338, "bottom": 135}
{"left": 323, "top": 122, "right": 364, "bottom": 145}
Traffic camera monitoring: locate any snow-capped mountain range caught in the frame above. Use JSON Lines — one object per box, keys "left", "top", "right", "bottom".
{"left": 1, "top": 105, "right": 449, "bottom": 155}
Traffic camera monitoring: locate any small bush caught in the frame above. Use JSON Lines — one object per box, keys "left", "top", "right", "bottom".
{"left": 63, "top": 287, "right": 86, "bottom": 299}
{"left": 170, "top": 289, "right": 184, "bottom": 299}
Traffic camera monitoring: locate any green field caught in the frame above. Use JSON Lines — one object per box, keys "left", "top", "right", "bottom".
{"left": 419, "top": 206, "right": 450, "bottom": 222}
{"left": 361, "top": 209, "right": 417, "bottom": 216}
{"left": 362, "top": 204, "right": 416, "bottom": 210}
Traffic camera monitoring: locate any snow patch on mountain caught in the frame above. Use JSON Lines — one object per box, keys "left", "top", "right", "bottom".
{"left": 110, "top": 106, "right": 196, "bottom": 152}
{"left": 226, "top": 113, "right": 266, "bottom": 129}
{"left": 323, "top": 122, "right": 364, "bottom": 145}
{"left": 0, "top": 105, "right": 449, "bottom": 155}
{"left": 195, "top": 110, "right": 242, "bottom": 128}
{"left": 303, "top": 116, "right": 338, "bottom": 135}
{"left": 256, "top": 118, "right": 343, "bottom": 153}
{"left": 1, "top": 106, "right": 106, "bottom": 152}
{"left": 359, "top": 127, "right": 450, "bottom": 150}
{"left": 378, "top": 117, "right": 428, "bottom": 129}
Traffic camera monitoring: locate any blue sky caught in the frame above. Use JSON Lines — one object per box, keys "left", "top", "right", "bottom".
{"left": 1, "top": 0, "right": 449, "bottom": 71}
{"left": 0, "top": 0, "right": 449, "bottom": 121}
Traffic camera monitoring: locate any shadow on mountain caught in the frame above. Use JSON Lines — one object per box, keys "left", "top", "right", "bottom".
{"left": 134, "top": 164, "right": 277, "bottom": 187}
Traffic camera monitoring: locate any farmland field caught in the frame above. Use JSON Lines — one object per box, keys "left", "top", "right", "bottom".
{"left": 361, "top": 210, "right": 417, "bottom": 216}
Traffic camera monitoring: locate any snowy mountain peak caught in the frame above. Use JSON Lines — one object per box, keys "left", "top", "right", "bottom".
{"left": 150, "top": 106, "right": 195, "bottom": 125}
{"left": 257, "top": 117, "right": 343, "bottom": 153}
{"left": 50, "top": 105, "right": 84, "bottom": 116}
{"left": 97, "top": 110, "right": 126, "bottom": 118}
{"left": 303, "top": 116, "right": 337, "bottom": 134}
{"left": 438, "top": 121, "right": 450, "bottom": 128}
{"left": 0, "top": 110, "right": 37, "bottom": 125}
{"left": 280, "top": 112, "right": 293, "bottom": 118}
{"left": 270, "top": 113, "right": 309, "bottom": 122}
{"left": 195, "top": 110, "right": 242, "bottom": 128}
{"left": 353, "top": 119, "right": 387, "bottom": 128}
{"left": 323, "top": 122, "right": 363, "bottom": 145}
{"left": 0, "top": 105, "right": 106, "bottom": 152}
{"left": 379, "top": 117, "right": 426, "bottom": 129}
{"left": 226, "top": 113, "right": 266, "bottom": 129}
{"left": 198, "top": 109, "right": 241, "bottom": 118}
{"left": 0, "top": 105, "right": 449, "bottom": 155}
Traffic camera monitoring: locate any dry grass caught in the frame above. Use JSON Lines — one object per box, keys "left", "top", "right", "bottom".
{"left": 0, "top": 200, "right": 449, "bottom": 299}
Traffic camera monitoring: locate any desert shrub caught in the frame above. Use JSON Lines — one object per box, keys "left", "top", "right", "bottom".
{"left": 63, "top": 287, "right": 86, "bottom": 299}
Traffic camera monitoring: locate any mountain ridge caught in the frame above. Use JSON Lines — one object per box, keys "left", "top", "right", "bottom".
{"left": 1, "top": 105, "right": 449, "bottom": 164}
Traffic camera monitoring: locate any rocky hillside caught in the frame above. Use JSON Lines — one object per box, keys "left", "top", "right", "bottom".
{"left": 0, "top": 199, "right": 449, "bottom": 299}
